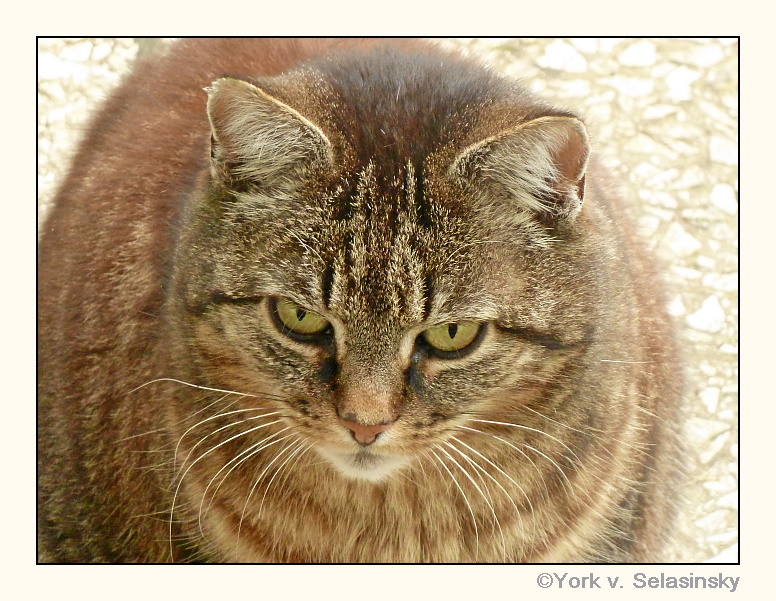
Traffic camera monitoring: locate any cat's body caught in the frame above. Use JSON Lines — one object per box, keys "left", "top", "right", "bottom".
{"left": 38, "top": 38, "right": 682, "bottom": 563}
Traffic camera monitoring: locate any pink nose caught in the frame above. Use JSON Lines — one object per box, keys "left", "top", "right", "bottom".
{"left": 338, "top": 418, "right": 393, "bottom": 445}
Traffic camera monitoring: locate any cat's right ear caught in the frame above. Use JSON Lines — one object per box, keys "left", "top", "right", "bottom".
{"left": 206, "top": 78, "right": 333, "bottom": 189}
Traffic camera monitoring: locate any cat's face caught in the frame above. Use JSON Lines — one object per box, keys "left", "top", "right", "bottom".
{"left": 169, "top": 75, "right": 595, "bottom": 488}
{"left": 181, "top": 172, "right": 518, "bottom": 482}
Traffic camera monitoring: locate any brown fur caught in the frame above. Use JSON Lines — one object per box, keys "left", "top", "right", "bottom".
{"left": 38, "top": 38, "right": 682, "bottom": 563}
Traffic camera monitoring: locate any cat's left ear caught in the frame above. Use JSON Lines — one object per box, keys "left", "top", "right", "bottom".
{"left": 206, "top": 78, "right": 333, "bottom": 189}
{"left": 451, "top": 116, "right": 589, "bottom": 227}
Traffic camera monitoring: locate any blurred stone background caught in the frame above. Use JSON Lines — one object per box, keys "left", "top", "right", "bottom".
{"left": 37, "top": 38, "right": 738, "bottom": 563}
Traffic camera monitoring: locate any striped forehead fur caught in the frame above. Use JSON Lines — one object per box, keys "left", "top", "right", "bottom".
{"left": 323, "top": 160, "right": 429, "bottom": 322}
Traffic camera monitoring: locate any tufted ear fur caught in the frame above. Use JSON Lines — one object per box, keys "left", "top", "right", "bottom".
{"left": 451, "top": 116, "right": 590, "bottom": 227}
{"left": 206, "top": 78, "right": 333, "bottom": 190}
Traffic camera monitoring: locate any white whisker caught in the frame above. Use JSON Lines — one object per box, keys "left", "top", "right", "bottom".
{"left": 128, "top": 377, "right": 265, "bottom": 398}
{"left": 599, "top": 359, "right": 652, "bottom": 364}
{"left": 174, "top": 409, "right": 281, "bottom": 475}
{"left": 469, "top": 418, "right": 583, "bottom": 467}
{"left": 197, "top": 427, "right": 294, "bottom": 539}
{"left": 440, "top": 441, "right": 508, "bottom": 561}
{"left": 118, "top": 391, "right": 247, "bottom": 444}
{"left": 457, "top": 424, "right": 551, "bottom": 499}
{"left": 168, "top": 416, "right": 284, "bottom": 560}
{"left": 256, "top": 439, "right": 310, "bottom": 518}
{"left": 236, "top": 435, "right": 303, "bottom": 547}
{"left": 428, "top": 449, "right": 480, "bottom": 560}
{"left": 117, "top": 428, "right": 168, "bottom": 443}
{"left": 447, "top": 435, "right": 533, "bottom": 536}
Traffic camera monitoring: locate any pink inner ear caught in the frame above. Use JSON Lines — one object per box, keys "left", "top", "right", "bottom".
{"left": 551, "top": 125, "right": 589, "bottom": 184}
{"left": 550, "top": 125, "right": 589, "bottom": 209}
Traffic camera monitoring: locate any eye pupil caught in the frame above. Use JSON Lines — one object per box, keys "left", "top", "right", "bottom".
{"left": 421, "top": 321, "right": 480, "bottom": 354}
{"left": 274, "top": 299, "right": 330, "bottom": 337}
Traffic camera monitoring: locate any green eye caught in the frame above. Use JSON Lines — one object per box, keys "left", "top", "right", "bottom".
{"left": 422, "top": 321, "right": 481, "bottom": 353}
{"left": 275, "top": 299, "right": 330, "bottom": 336}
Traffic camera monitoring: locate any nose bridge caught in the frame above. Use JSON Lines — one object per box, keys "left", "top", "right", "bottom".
{"left": 336, "top": 342, "right": 404, "bottom": 427}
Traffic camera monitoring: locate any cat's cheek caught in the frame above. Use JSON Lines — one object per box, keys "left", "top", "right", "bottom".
{"left": 189, "top": 317, "right": 276, "bottom": 388}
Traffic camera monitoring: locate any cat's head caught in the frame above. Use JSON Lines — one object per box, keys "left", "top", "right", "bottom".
{"left": 170, "top": 48, "right": 599, "bottom": 484}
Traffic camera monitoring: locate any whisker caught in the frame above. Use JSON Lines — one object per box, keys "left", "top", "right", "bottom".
{"left": 491, "top": 432, "right": 575, "bottom": 496}
{"left": 599, "top": 359, "right": 652, "bottom": 364}
{"left": 447, "top": 435, "right": 533, "bottom": 536}
{"left": 128, "top": 377, "right": 266, "bottom": 399}
{"left": 184, "top": 392, "right": 245, "bottom": 424}
{"left": 520, "top": 405, "right": 588, "bottom": 436}
{"left": 120, "top": 375, "right": 287, "bottom": 444}
{"left": 117, "top": 428, "right": 167, "bottom": 442}
{"left": 428, "top": 449, "right": 479, "bottom": 561}
{"left": 236, "top": 434, "right": 303, "bottom": 547}
{"left": 197, "top": 426, "right": 294, "bottom": 539}
{"left": 264, "top": 439, "right": 313, "bottom": 501}
{"left": 468, "top": 418, "right": 584, "bottom": 467}
{"left": 256, "top": 438, "right": 310, "bottom": 518}
{"left": 457, "top": 424, "right": 551, "bottom": 500}
{"left": 519, "top": 405, "right": 650, "bottom": 483}
{"left": 440, "top": 442, "right": 507, "bottom": 561}
{"left": 118, "top": 391, "right": 247, "bottom": 444}
{"left": 174, "top": 409, "right": 281, "bottom": 476}
{"left": 168, "top": 417, "right": 284, "bottom": 560}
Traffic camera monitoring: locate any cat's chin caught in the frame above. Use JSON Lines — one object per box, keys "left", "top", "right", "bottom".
{"left": 315, "top": 446, "right": 410, "bottom": 483}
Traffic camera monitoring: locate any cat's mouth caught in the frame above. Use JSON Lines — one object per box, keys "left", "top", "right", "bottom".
{"left": 315, "top": 445, "right": 410, "bottom": 482}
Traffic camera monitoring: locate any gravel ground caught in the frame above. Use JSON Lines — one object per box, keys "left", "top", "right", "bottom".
{"left": 37, "top": 37, "right": 738, "bottom": 564}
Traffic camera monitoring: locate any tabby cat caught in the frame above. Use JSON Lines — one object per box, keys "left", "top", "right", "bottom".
{"left": 37, "top": 38, "right": 683, "bottom": 563}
